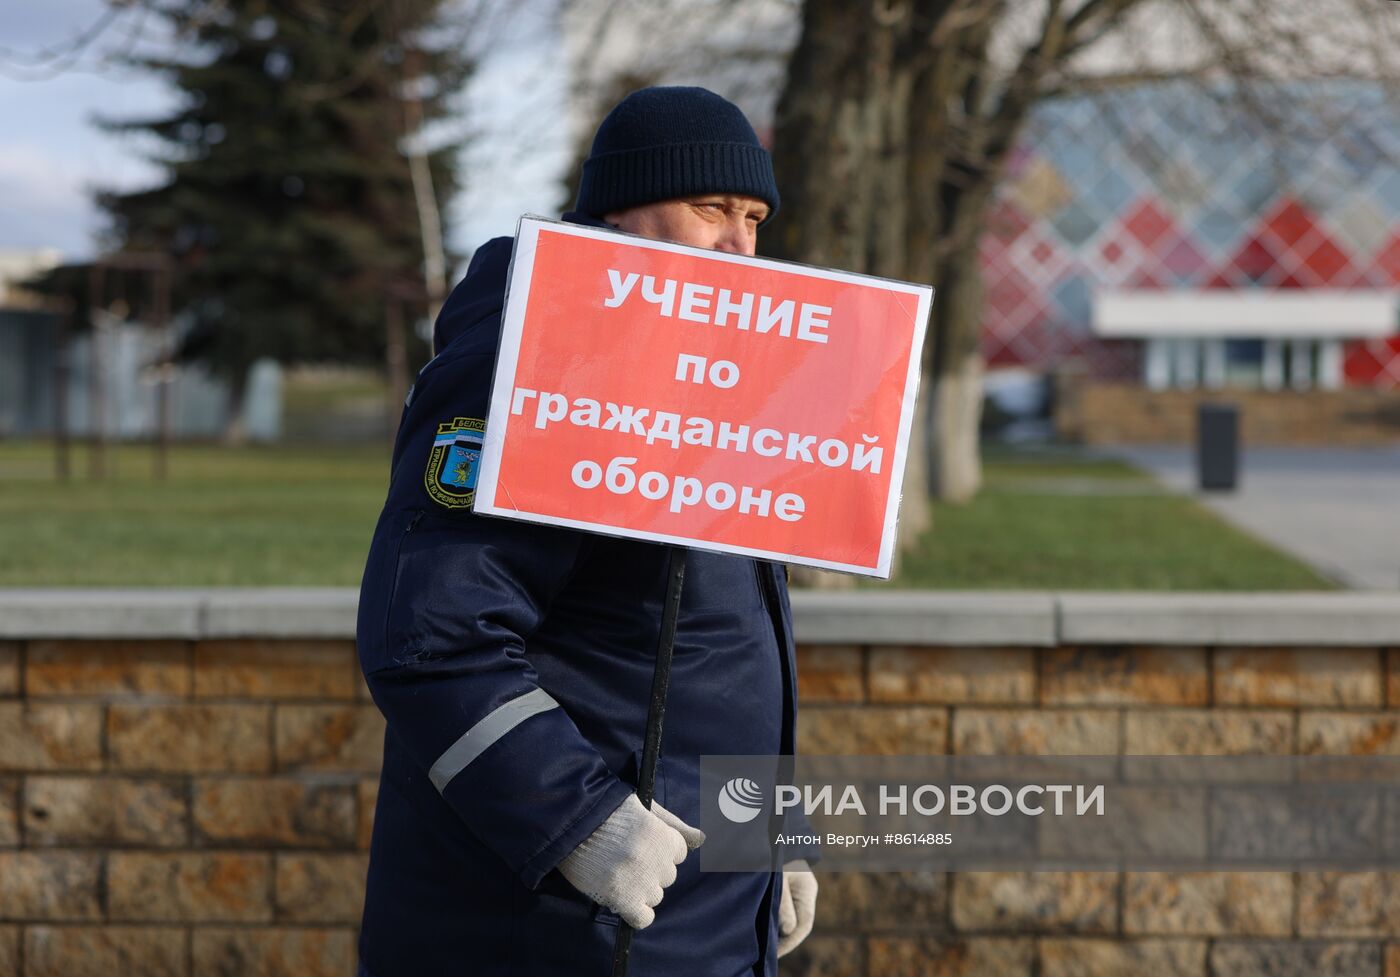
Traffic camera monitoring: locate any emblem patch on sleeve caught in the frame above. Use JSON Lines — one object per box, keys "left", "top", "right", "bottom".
{"left": 425, "top": 416, "right": 486, "bottom": 508}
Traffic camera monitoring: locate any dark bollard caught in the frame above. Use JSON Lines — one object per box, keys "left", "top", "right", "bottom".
{"left": 1196, "top": 402, "right": 1239, "bottom": 492}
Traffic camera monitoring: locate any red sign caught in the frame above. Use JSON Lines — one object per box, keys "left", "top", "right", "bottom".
{"left": 475, "top": 217, "right": 932, "bottom": 577}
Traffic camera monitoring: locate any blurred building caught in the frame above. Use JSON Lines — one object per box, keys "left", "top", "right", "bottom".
{"left": 0, "top": 251, "right": 281, "bottom": 441}
{"left": 983, "top": 82, "right": 1400, "bottom": 444}
{"left": 0, "top": 249, "right": 64, "bottom": 307}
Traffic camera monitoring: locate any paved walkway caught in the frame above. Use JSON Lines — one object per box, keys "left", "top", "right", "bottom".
{"left": 1104, "top": 444, "right": 1400, "bottom": 591}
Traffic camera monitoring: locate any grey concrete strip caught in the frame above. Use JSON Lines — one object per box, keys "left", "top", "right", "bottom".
{"left": 2, "top": 589, "right": 1399, "bottom": 645}
{"left": 0, "top": 589, "right": 202, "bottom": 639}
{"left": 1060, "top": 592, "right": 1400, "bottom": 646}
{"left": 201, "top": 588, "right": 360, "bottom": 638}
{"left": 789, "top": 591, "right": 1059, "bottom": 646}
{"left": 1110, "top": 444, "right": 1400, "bottom": 591}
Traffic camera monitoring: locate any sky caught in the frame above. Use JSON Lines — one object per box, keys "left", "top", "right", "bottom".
{"left": 0, "top": 0, "right": 174, "bottom": 258}
{"left": 0, "top": 0, "right": 574, "bottom": 267}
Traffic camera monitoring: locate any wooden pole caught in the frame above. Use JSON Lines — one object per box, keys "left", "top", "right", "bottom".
{"left": 52, "top": 298, "right": 72, "bottom": 482}
{"left": 385, "top": 298, "right": 408, "bottom": 443}
{"left": 87, "top": 264, "right": 106, "bottom": 480}
{"left": 152, "top": 263, "right": 173, "bottom": 480}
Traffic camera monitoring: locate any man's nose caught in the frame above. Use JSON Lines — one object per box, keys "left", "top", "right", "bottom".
{"left": 715, "top": 219, "right": 755, "bottom": 256}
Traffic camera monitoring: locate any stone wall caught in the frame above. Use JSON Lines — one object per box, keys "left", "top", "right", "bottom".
{"left": 0, "top": 637, "right": 376, "bottom": 977}
{"left": 1052, "top": 377, "right": 1400, "bottom": 445}
{"left": 1, "top": 590, "right": 1399, "bottom": 977}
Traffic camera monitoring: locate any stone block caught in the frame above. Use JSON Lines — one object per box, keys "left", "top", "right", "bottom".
{"left": 1388, "top": 942, "right": 1400, "bottom": 977}
{"left": 1215, "top": 648, "right": 1381, "bottom": 707}
{"left": 1039, "top": 938, "right": 1206, "bottom": 977}
{"left": 108, "top": 852, "right": 272, "bottom": 922}
{"left": 820, "top": 871, "right": 946, "bottom": 929}
{"left": 274, "top": 853, "right": 368, "bottom": 923}
{"left": 26, "top": 640, "right": 190, "bottom": 697}
{"left": 797, "top": 706, "right": 947, "bottom": 755}
{"left": 193, "top": 778, "right": 357, "bottom": 848}
{"left": 0, "top": 852, "right": 102, "bottom": 920}
{"left": 1206, "top": 782, "right": 1378, "bottom": 864}
{"left": 108, "top": 704, "right": 271, "bottom": 773}
{"left": 779, "top": 936, "right": 862, "bottom": 977}
{"left": 1123, "top": 872, "right": 1292, "bottom": 935}
{"left": 0, "top": 778, "right": 16, "bottom": 846}
{"left": 0, "top": 703, "right": 102, "bottom": 772}
{"left": 24, "top": 926, "right": 187, "bottom": 977}
{"left": 358, "top": 779, "right": 377, "bottom": 850}
{"left": 953, "top": 710, "right": 1118, "bottom": 755}
{"left": 0, "top": 926, "right": 15, "bottom": 975}
{"left": 1040, "top": 647, "right": 1207, "bottom": 706}
{"left": 0, "top": 643, "right": 18, "bottom": 696}
{"left": 867, "top": 936, "right": 1033, "bottom": 977}
{"left": 1300, "top": 713, "right": 1400, "bottom": 755}
{"left": 1208, "top": 940, "right": 1380, "bottom": 977}
{"left": 194, "top": 640, "right": 358, "bottom": 700}
{"left": 274, "top": 705, "right": 384, "bottom": 773}
{"left": 870, "top": 648, "right": 1035, "bottom": 705}
{"left": 952, "top": 872, "right": 1117, "bottom": 933}
{"left": 796, "top": 646, "right": 865, "bottom": 703}
{"left": 1123, "top": 710, "right": 1292, "bottom": 755}
{"left": 1298, "top": 872, "right": 1400, "bottom": 936}
{"left": 24, "top": 776, "right": 188, "bottom": 847}
{"left": 191, "top": 927, "right": 356, "bottom": 977}
{"left": 1038, "top": 785, "right": 1207, "bottom": 863}
{"left": 1387, "top": 650, "right": 1400, "bottom": 708}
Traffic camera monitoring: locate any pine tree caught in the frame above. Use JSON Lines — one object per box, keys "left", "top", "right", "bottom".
{"left": 98, "top": 0, "right": 472, "bottom": 436}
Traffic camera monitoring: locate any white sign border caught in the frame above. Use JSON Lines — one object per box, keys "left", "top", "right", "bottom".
{"left": 474, "top": 215, "right": 933, "bottom": 579}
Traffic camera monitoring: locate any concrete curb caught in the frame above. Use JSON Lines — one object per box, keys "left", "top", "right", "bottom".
{"left": 1057, "top": 592, "right": 1400, "bottom": 646}
{"left": 788, "top": 592, "right": 1058, "bottom": 646}
{"left": 2, "top": 589, "right": 1399, "bottom": 645}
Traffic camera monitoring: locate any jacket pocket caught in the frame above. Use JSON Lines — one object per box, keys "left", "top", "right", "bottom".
{"left": 515, "top": 869, "right": 619, "bottom": 975}
{"left": 380, "top": 508, "right": 424, "bottom": 652}
{"left": 357, "top": 507, "right": 424, "bottom": 678}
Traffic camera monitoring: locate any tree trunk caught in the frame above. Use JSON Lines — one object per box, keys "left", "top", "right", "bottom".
{"left": 930, "top": 355, "right": 984, "bottom": 501}
{"left": 770, "top": 0, "right": 926, "bottom": 586}
{"left": 892, "top": 378, "right": 933, "bottom": 573}
{"left": 768, "top": 0, "right": 912, "bottom": 276}
{"left": 928, "top": 232, "right": 986, "bottom": 501}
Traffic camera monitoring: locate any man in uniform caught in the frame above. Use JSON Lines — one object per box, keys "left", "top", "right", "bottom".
{"left": 356, "top": 86, "right": 819, "bottom": 977}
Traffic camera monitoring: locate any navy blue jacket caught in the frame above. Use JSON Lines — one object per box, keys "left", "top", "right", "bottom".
{"left": 356, "top": 213, "right": 818, "bottom": 977}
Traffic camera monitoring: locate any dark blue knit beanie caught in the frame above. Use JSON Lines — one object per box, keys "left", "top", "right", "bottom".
{"left": 573, "top": 86, "right": 780, "bottom": 226}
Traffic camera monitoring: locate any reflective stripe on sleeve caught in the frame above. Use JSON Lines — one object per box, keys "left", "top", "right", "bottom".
{"left": 428, "top": 687, "right": 561, "bottom": 794}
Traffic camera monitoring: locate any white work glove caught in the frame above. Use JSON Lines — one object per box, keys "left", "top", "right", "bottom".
{"left": 557, "top": 793, "right": 705, "bottom": 929}
{"left": 776, "top": 858, "right": 818, "bottom": 957}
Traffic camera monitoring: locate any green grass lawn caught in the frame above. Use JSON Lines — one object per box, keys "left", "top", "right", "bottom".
{"left": 0, "top": 440, "right": 1334, "bottom": 589}
{"left": 0, "top": 441, "right": 390, "bottom": 586}
{"left": 887, "top": 445, "right": 1335, "bottom": 590}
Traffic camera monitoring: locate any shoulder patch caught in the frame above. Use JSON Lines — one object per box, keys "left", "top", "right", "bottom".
{"left": 425, "top": 416, "right": 486, "bottom": 509}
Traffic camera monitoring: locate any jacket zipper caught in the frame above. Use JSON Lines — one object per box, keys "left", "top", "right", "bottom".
{"left": 753, "top": 560, "right": 773, "bottom": 616}
{"left": 753, "top": 560, "right": 789, "bottom": 653}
